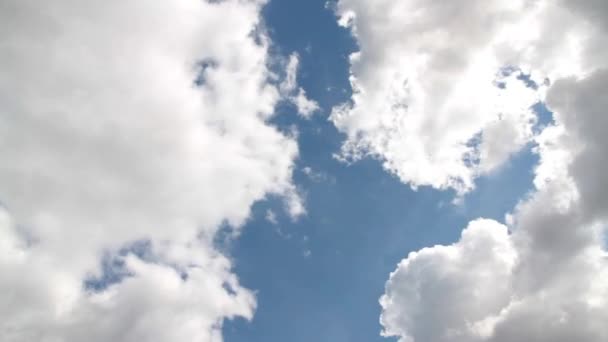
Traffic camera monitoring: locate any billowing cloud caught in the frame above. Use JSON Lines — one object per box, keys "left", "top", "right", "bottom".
{"left": 0, "top": 0, "right": 301, "bottom": 340}
{"left": 375, "top": 1, "right": 608, "bottom": 341}
{"left": 380, "top": 219, "right": 517, "bottom": 342}
{"left": 332, "top": 0, "right": 606, "bottom": 193}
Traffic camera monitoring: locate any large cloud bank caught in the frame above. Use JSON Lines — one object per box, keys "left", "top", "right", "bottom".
{"left": 333, "top": 0, "right": 606, "bottom": 193}
{"left": 334, "top": 1, "right": 608, "bottom": 341}
{"left": 0, "top": 0, "right": 302, "bottom": 341}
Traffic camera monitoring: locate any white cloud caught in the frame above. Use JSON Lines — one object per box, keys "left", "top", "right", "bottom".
{"left": 265, "top": 209, "right": 278, "bottom": 225}
{"left": 380, "top": 219, "right": 516, "bottom": 342}
{"left": 284, "top": 185, "right": 307, "bottom": 220}
{"left": 377, "top": 1, "right": 608, "bottom": 341}
{"left": 281, "top": 53, "right": 320, "bottom": 118}
{"left": 331, "top": 0, "right": 608, "bottom": 193}
{"left": 0, "top": 0, "right": 302, "bottom": 340}
{"left": 302, "top": 166, "right": 329, "bottom": 183}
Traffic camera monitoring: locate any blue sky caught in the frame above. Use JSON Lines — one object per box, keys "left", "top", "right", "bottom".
{"left": 222, "top": 1, "right": 542, "bottom": 340}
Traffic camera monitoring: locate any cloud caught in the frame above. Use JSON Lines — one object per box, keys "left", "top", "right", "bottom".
{"left": 281, "top": 53, "right": 320, "bottom": 118}
{"left": 376, "top": 1, "right": 608, "bottom": 341}
{"left": 381, "top": 119, "right": 608, "bottom": 341}
{"left": 330, "top": 0, "right": 608, "bottom": 193}
{"left": 302, "top": 166, "right": 330, "bottom": 183}
{"left": 380, "top": 219, "right": 516, "bottom": 342}
{"left": 265, "top": 209, "right": 278, "bottom": 225}
{"left": 0, "top": 0, "right": 302, "bottom": 340}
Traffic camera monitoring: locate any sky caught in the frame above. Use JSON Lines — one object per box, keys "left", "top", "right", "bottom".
{"left": 1, "top": 1, "right": 607, "bottom": 342}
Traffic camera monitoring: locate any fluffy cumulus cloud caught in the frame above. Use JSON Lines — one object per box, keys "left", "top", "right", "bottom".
{"left": 0, "top": 0, "right": 301, "bottom": 340}
{"left": 374, "top": 1, "right": 608, "bottom": 341}
{"left": 380, "top": 219, "right": 517, "bottom": 342}
{"left": 332, "top": 0, "right": 607, "bottom": 193}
